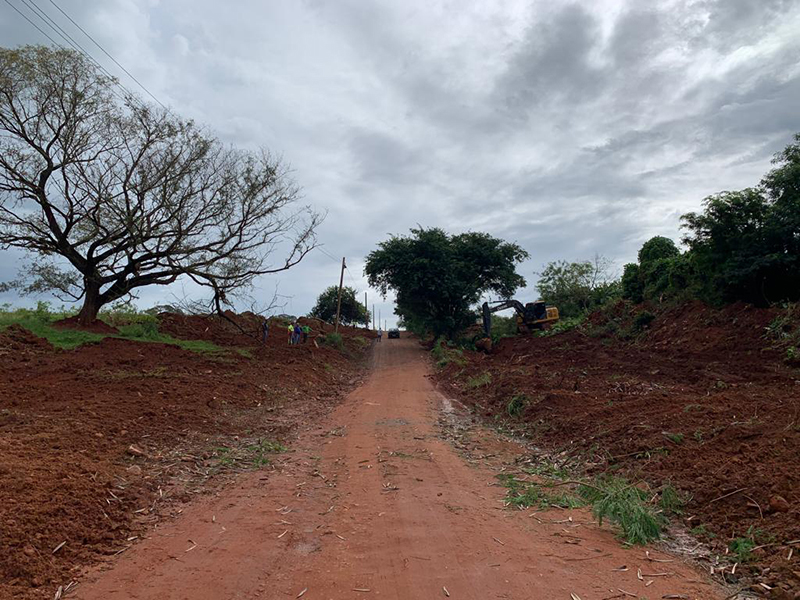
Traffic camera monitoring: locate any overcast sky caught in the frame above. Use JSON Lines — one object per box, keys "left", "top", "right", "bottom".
{"left": 1, "top": 0, "right": 799, "bottom": 326}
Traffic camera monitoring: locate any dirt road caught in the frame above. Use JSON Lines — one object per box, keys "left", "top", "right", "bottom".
{"left": 75, "top": 337, "right": 722, "bottom": 600}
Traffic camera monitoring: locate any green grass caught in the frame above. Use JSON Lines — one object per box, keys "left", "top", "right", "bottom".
{"left": 506, "top": 394, "right": 528, "bottom": 417}
{"left": 578, "top": 477, "right": 664, "bottom": 545}
{"left": 0, "top": 302, "right": 227, "bottom": 354}
{"left": 466, "top": 372, "right": 492, "bottom": 389}
{"left": 321, "top": 332, "right": 344, "bottom": 350}
{"left": 658, "top": 484, "right": 686, "bottom": 515}
{"left": 431, "top": 338, "right": 466, "bottom": 368}
{"left": 663, "top": 432, "right": 684, "bottom": 444}
{"left": 498, "top": 474, "right": 585, "bottom": 510}
{"left": 729, "top": 532, "right": 757, "bottom": 562}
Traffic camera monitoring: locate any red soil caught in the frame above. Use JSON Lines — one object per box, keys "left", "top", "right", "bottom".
{"left": 436, "top": 301, "right": 800, "bottom": 594}
{"left": 0, "top": 316, "right": 370, "bottom": 599}
{"left": 53, "top": 316, "right": 119, "bottom": 334}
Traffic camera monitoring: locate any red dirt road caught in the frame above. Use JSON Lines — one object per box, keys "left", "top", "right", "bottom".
{"left": 75, "top": 337, "right": 723, "bottom": 600}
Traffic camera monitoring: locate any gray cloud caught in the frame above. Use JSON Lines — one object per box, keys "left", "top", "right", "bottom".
{"left": 1, "top": 0, "right": 799, "bottom": 324}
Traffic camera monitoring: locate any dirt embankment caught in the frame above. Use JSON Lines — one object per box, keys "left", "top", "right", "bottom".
{"left": 436, "top": 301, "right": 800, "bottom": 595}
{"left": 0, "top": 314, "right": 372, "bottom": 600}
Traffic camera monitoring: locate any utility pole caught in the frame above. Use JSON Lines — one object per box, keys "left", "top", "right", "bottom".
{"left": 372, "top": 304, "right": 375, "bottom": 330}
{"left": 334, "top": 257, "right": 346, "bottom": 333}
{"left": 364, "top": 292, "right": 368, "bottom": 329}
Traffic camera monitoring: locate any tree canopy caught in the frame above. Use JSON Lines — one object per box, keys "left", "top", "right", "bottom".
{"left": 536, "top": 256, "right": 618, "bottom": 318}
{"left": 365, "top": 227, "right": 528, "bottom": 338}
{"left": 0, "top": 46, "right": 320, "bottom": 323}
{"left": 681, "top": 137, "right": 800, "bottom": 304}
{"left": 309, "top": 285, "right": 369, "bottom": 326}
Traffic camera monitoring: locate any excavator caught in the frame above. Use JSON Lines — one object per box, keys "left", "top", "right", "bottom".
{"left": 481, "top": 299, "right": 559, "bottom": 337}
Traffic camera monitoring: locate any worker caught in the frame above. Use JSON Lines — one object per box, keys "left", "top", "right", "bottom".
{"left": 377, "top": 327, "right": 382, "bottom": 342}
{"left": 262, "top": 319, "right": 269, "bottom": 344}
{"left": 302, "top": 323, "right": 310, "bottom": 343}
{"left": 287, "top": 322, "right": 293, "bottom": 345}
{"left": 293, "top": 322, "right": 302, "bottom": 345}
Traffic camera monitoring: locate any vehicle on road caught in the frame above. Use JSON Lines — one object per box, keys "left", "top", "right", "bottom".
{"left": 387, "top": 328, "right": 400, "bottom": 339}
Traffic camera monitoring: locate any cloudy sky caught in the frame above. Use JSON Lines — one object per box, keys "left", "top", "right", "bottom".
{"left": 1, "top": 0, "right": 799, "bottom": 326}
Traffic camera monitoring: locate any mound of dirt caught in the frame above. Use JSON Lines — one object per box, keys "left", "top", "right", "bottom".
{"left": 158, "top": 312, "right": 373, "bottom": 348}
{"left": 0, "top": 314, "right": 371, "bottom": 600}
{"left": 436, "top": 302, "right": 800, "bottom": 593}
{"left": 53, "top": 316, "right": 119, "bottom": 334}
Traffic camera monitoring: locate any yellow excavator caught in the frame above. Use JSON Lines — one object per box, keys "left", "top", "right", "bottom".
{"left": 481, "top": 299, "right": 559, "bottom": 337}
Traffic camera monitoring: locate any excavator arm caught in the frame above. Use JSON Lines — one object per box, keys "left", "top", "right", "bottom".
{"left": 481, "top": 300, "right": 525, "bottom": 337}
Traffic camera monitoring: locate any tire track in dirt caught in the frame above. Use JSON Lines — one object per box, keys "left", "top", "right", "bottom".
{"left": 75, "top": 337, "right": 724, "bottom": 599}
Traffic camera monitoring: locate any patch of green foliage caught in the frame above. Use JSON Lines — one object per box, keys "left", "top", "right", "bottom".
{"left": 632, "top": 310, "right": 655, "bottom": 332}
{"left": 690, "top": 524, "right": 716, "bottom": 539}
{"left": 621, "top": 135, "right": 800, "bottom": 307}
{"left": 497, "top": 474, "right": 585, "bottom": 510}
{"left": 465, "top": 371, "right": 492, "bottom": 389}
{"left": 365, "top": 227, "right": 528, "bottom": 339}
{"left": 506, "top": 394, "right": 528, "bottom": 418}
{"left": 578, "top": 477, "right": 664, "bottom": 545}
{"left": 659, "top": 484, "right": 686, "bottom": 515}
{"left": 729, "top": 533, "right": 757, "bottom": 562}
{"left": 321, "top": 332, "right": 344, "bottom": 350}
{"left": 489, "top": 314, "right": 518, "bottom": 341}
{"left": 309, "top": 286, "right": 370, "bottom": 326}
{"left": 537, "top": 314, "right": 586, "bottom": 337}
{"left": 0, "top": 302, "right": 225, "bottom": 354}
{"left": 663, "top": 432, "right": 685, "bottom": 445}
{"left": 536, "top": 256, "right": 620, "bottom": 319}
{"left": 431, "top": 337, "right": 466, "bottom": 368}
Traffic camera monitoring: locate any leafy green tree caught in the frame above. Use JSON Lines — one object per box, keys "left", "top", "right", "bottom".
{"left": 682, "top": 134, "right": 800, "bottom": 304}
{"left": 365, "top": 228, "right": 528, "bottom": 338}
{"left": 309, "top": 286, "right": 369, "bottom": 326}
{"left": 536, "top": 256, "right": 618, "bottom": 318}
{"left": 620, "top": 263, "right": 644, "bottom": 303}
{"left": 638, "top": 236, "right": 680, "bottom": 264}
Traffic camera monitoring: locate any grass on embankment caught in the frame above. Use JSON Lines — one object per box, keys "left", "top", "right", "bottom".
{"left": 0, "top": 303, "right": 225, "bottom": 354}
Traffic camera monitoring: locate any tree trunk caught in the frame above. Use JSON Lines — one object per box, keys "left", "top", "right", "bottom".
{"left": 77, "top": 284, "right": 102, "bottom": 325}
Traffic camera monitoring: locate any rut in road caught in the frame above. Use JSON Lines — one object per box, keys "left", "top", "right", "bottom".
{"left": 76, "top": 337, "right": 722, "bottom": 600}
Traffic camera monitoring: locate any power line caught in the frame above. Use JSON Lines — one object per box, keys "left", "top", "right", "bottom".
{"left": 46, "top": 0, "right": 167, "bottom": 109}
{"left": 8, "top": 0, "right": 132, "bottom": 103}
{"left": 20, "top": 0, "right": 124, "bottom": 85}
{"left": 2, "top": 0, "right": 61, "bottom": 47}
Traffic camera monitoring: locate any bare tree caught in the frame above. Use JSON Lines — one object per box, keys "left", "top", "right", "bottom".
{"left": 0, "top": 46, "right": 321, "bottom": 324}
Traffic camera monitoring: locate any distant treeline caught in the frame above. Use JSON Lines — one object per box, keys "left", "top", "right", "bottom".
{"left": 539, "top": 134, "right": 800, "bottom": 317}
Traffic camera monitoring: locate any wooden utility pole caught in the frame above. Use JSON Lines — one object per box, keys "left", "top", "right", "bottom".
{"left": 372, "top": 304, "right": 375, "bottom": 330}
{"left": 334, "top": 257, "right": 346, "bottom": 333}
{"left": 364, "top": 292, "right": 368, "bottom": 329}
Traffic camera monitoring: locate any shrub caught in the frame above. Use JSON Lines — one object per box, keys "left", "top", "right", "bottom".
{"left": 321, "top": 332, "right": 344, "bottom": 350}
{"left": 578, "top": 477, "right": 664, "bottom": 545}
{"left": 506, "top": 394, "right": 528, "bottom": 417}
{"left": 632, "top": 310, "right": 655, "bottom": 332}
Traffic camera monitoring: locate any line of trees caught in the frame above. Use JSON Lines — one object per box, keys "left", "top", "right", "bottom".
{"left": 365, "top": 134, "right": 799, "bottom": 340}
{"left": 622, "top": 135, "right": 800, "bottom": 306}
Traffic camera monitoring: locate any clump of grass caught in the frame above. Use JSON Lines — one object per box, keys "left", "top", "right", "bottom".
{"left": 320, "top": 332, "right": 344, "bottom": 350}
{"left": 683, "top": 403, "right": 703, "bottom": 413}
{"left": 578, "top": 477, "right": 664, "bottom": 545}
{"left": 632, "top": 310, "right": 656, "bottom": 332}
{"left": 663, "top": 432, "right": 684, "bottom": 444}
{"left": 431, "top": 338, "right": 465, "bottom": 368}
{"left": 497, "top": 474, "right": 584, "bottom": 510}
{"left": 690, "top": 524, "right": 716, "bottom": 539}
{"left": 659, "top": 484, "right": 686, "bottom": 515}
{"left": 506, "top": 394, "right": 528, "bottom": 417}
{"left": 729, "top": 533, "right": 756, "bottom": 562}
{"left": 466, "top": 372, "right": 492, "bottom": 389}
